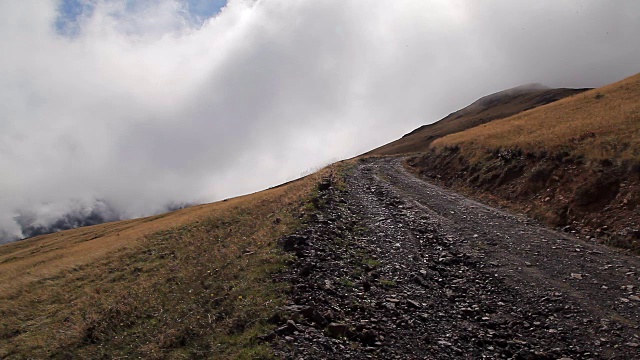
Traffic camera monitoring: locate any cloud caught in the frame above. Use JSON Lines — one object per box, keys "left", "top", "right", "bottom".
{"left": 0, "top": 0, "right": 639, "bottom": 242}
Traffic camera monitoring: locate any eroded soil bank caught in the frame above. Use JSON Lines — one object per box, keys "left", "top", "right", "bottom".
{"left": 268, "top": 158, "right": 640, "bottom": 359}
{"left": 406, "top": 149, "right": 640, "bottom": 252}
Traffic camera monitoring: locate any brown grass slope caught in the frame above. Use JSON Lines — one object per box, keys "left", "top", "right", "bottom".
{"left": 408, "top": 72, "right": 640, "bottom": 251}
{"left": 0, "top": 167, "right": 337, "bottom": 359}
{"left": 434, "top": 74, "right": 640, "bottom": 161}
{"left": 367, "top": 84, "right": 589, "bottom": 156}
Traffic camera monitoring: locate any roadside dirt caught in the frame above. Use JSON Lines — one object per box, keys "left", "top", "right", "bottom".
{"left": 405, "top": 148, "right": 640, "bottom": 252}
{"left": 269, "top": 157, "right": 640, "bottom": 359}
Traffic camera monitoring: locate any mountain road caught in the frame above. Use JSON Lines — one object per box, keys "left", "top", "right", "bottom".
{"left": 273, "top": 157, "right": 640, "bottom": 359}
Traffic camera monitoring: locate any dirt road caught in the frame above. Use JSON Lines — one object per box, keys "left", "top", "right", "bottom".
{"left": 272, "top": 157, "right": 640, "bottom": 359}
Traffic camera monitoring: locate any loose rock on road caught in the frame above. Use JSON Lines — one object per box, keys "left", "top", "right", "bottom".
{"left": 271, "top": 157, "right": 640, "bottom": 359}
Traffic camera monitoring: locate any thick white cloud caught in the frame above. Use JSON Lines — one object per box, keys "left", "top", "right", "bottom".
{"left": 1, "top": 0, "right": 639, "bottom": 242}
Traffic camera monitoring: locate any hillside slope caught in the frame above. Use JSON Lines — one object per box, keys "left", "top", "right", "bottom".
{"left": 0, "top": 168, "right": 333, "bottom": 359}
{"left": 367, "top": 85, "right": 589, "bottom": 156}
{"left": 407, "top": 73, "right": 640, "bottom": 250}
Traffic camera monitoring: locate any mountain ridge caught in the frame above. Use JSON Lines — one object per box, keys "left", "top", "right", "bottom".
{"left": 368, "top": 84, "right": 590, "bottom": 156}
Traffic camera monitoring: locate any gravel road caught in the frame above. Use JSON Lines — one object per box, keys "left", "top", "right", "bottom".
{"left": 271, "top": 157, "right": 640, "bottom": 359}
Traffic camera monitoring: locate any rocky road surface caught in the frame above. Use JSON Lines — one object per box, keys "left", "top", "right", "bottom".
{"left": 270, "top": 157, "right": 640, "bottom": 359}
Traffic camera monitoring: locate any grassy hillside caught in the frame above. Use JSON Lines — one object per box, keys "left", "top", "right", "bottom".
{"left": 0, "top": 168, "right": 334, "bottom": 359}
{"left": 367, "top": 85, "right": 588, "bottom": 156}
{"left": 407, "top": 73, "right": 640, "bottom": 251}
{"left": 434, "top": 73, "right": 640, "bottom": 161}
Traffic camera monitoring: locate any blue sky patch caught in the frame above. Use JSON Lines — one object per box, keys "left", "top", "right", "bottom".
{"left": 55, "top": 0, "right": 94, "bottom": 37}
{"left": 187, "top": 0, "right": 228, "bottom": 20}
{"left": 55, "top": 0, "right": 227, "bottom": 36}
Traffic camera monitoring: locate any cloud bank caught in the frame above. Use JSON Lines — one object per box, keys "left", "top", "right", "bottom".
{"left": 1, "top": 0, "right": 639, "bottom": 242}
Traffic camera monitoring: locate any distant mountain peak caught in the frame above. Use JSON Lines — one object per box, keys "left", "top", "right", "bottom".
{"left": 512, "top": 82, "right": 550, "bottom": 91}
{"left": 472, "top": 83, "right": 551, "bottom": 108}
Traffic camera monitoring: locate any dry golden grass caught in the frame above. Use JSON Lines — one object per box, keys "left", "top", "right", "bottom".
{"left": 0, "top": 165, "right": 341, "bottom": 359}
{"left": 0, "top": 194, "right": 271, "bottom": 299}
{"left": 3, "top": 215, "right": 175, "bottom": 298}
{"left": 367, "top": 88, "right": 587, "bottom": 157}
{"left": 433, "top": 73, "right": 640, "bottom": 161}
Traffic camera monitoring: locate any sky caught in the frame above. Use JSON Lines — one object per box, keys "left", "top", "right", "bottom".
{"left": 1, "top": 0, "right": 639, "bottom": 242}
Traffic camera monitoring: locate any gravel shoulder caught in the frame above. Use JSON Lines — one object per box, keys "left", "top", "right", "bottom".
{"left": 271, "top": 157, "right": 640, "bottom": 359}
